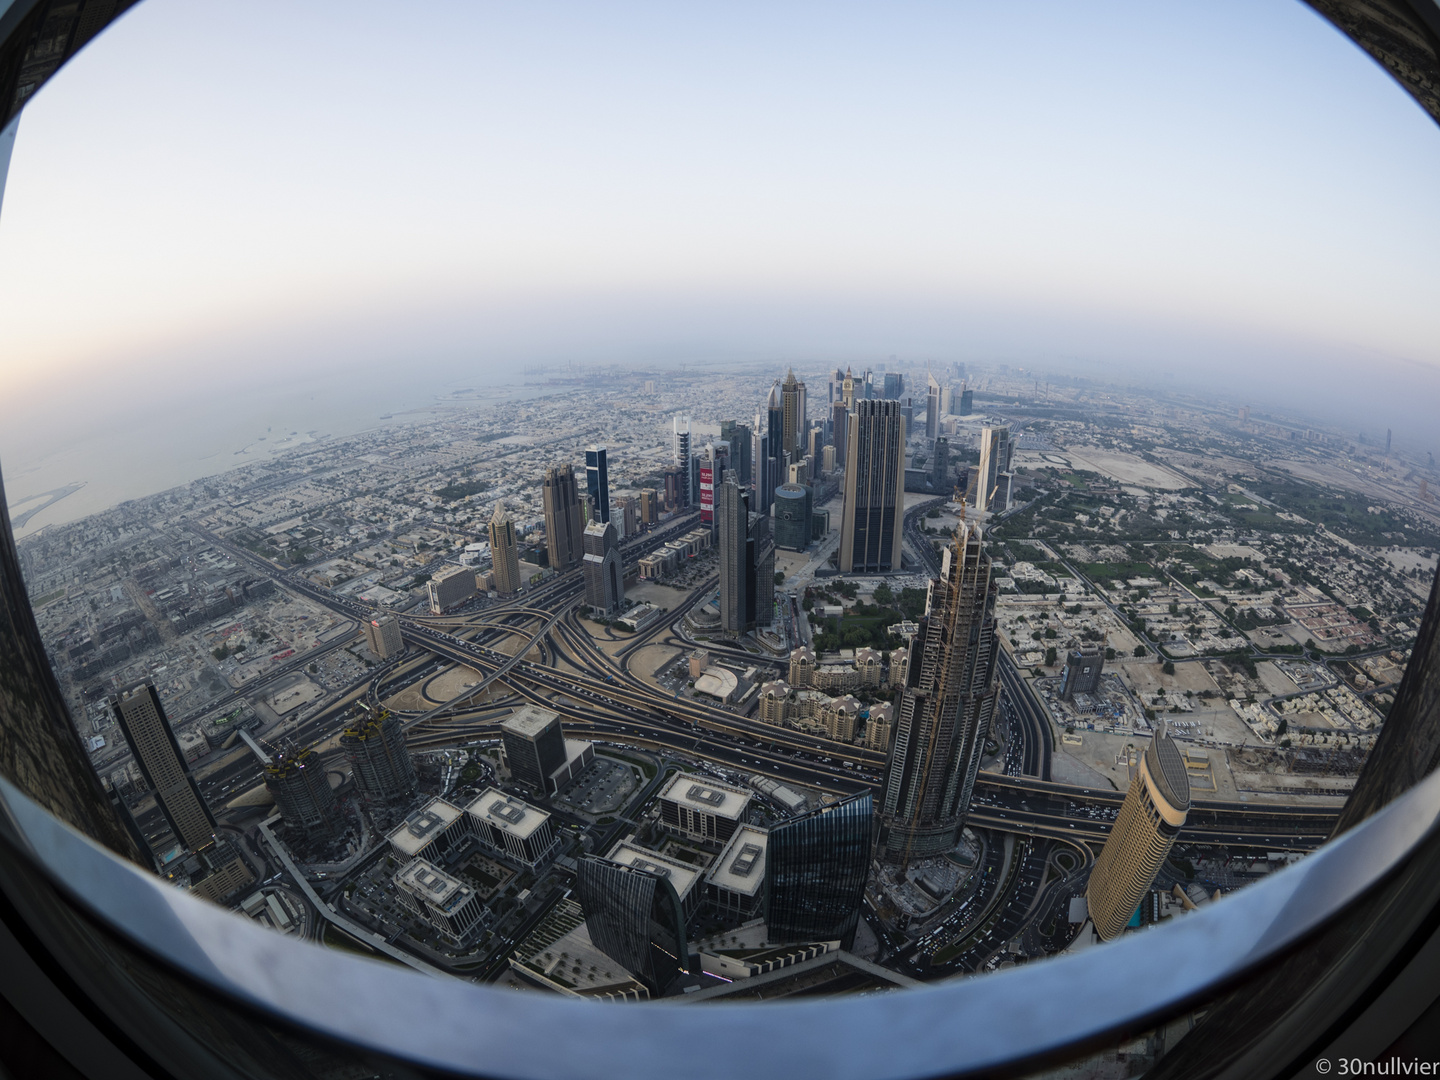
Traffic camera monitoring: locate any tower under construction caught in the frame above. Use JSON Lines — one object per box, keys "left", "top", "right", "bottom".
{"left": 877, "top": 517, "right": 999, "bottom": 862}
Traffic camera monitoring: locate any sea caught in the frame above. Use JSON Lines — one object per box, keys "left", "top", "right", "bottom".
{"left": 1, "top": 376, "right": 548, "bottom": 541}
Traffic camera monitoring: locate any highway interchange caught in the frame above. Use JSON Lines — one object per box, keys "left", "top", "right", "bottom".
{"left": 168, "top": 507, "right": 1344, "bottom": 974}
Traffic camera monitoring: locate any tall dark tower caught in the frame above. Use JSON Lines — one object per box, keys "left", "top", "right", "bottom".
{"left": 112, "top": 683, "right": 218, "bottom": 851}
{"left": 781, "top": 369, "right": 807, "bottom": 463}
{"left": 716, "top": 473, "right": 775, "bottom": 634}
{"left": 542, "top": 463, "right": 584, "bottom": 571}
{"left": 765, "top": 792, "right": 872, "bottom": 948}
{"left": 583, "top": 520, "right": 624, "bottom": 616}
{"left": 672, "top": 417, "right": 692, "bottom": 507}
{"left": 717, "top": 474, "right": 752, "bottom": 635}
{"left": 755, "top": 417, "right": 774, "bottom": 513}
{"left": 839, "top": 400, "right": 906, "bottom": 573}
{"left": 878, "top": 518, "right": 999, "bottom": 863}
{"left": 766, "top": 384, "right": 785, "bottom": 510}
{"left": 585, "top": 445, "right": 610, "bottom": 524}
{"left": 719, "top": 419, "right": 753, "bottom": 488}
{"left": 831, "top": 400, "right": 849, "bottom": 465}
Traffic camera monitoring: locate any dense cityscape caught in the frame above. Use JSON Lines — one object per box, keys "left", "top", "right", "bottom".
{"left": 14, "top": 360, "right": 1438, "bottom": 1004}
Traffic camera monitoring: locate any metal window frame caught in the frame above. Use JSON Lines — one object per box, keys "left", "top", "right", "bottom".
{"left": 2, "top": 2, "right": 1440, "bottom": 1077}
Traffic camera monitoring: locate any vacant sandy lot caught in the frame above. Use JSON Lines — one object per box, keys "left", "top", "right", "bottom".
{"left": 628, "top": 644, "right": 681, "bottom": 687}
{"left": 1061, "top": 447, "right": 1191, "bottom": 490}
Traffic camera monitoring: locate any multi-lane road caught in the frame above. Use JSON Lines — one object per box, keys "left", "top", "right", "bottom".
{"left": 191, "top": 519, "right": 1341, "bottom": 858}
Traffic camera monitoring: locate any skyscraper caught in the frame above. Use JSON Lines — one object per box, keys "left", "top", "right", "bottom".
{"left": 585, "top": 445, "right": 610, "bottom": 524}
{"left": 878, "top": 518, "right": 999, "bottom": 862}
{"left": 488, "top": 503, "right": 523, "bottom": 595}
{"left": 719, "top": 419, "right": 753, "bottom": 488}
{"left": 499, "top": 705, "right": 568, "bottom": 792}
{"left": 839, "top": 400, "right": 906, "bottom": 574}
{"left": 975, "top": 425, "right": 1014, "bottom": 514}
{"left": 766, "top": 384, "right": 785, "bottom": 507}
{"left": 716, "top": 473, "right": 775, "bottom": 634}
{"left": 754, "top": 418, "right": 774, "bottom": 514}
{"left": 672, "top": 417, "right": 692, "bottom": 507}
{"left": 112, "top": 683, "right": 217, "bottom": 851}
{"left": 576, "top": 856, "right": 694, "bottom": 997}
{"left": 926, "top": 372, "right": 942, "bottom": 440}
{"left": 841, "top": 366, "right": 856, "bottom": 409}
{"left": 663, "top": 465, "right": 684, "bottom": 511}
{"left": 341, "top": 706, "right": 418, "bottom": 805}
{"left": 1086, "top": 724, "right": 1191, "bottom": 940}
{"left": 883, "top": 372, "right": 904, "bottom": 399}
{"left": 831, "top": 400, "right": 849, "bottom": 465}
{"left": 583, "top": 520, "right": 624, "bottom": 616}
{"left": 765, "top": 792, "right": 872, "bottom": 948}
{"left": 246, "top": 733, "right": 341, "bottom": 840}
{"left": 717, "top": 474, "right": 751, "bottom": 635}
{"left": 931, "top": 437, "right": 951, "bottom": 490}
{"left": 959, "top": 386, "right": 974, "bottom": 415}
{"left": 542, "top": 463, "right": 584, "bottom": 571}
{"left": 1062, "top": 647, "right": 1105, "bottom": 701}
{"left": 362, "top": 612, "right": 404, "bottom": 659}
{"left": 781, "top": 369, "right": 807, "bottom": 462}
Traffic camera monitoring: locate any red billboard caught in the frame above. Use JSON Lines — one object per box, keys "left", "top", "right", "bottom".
{"left": 699, "top": 465, "right": 714, "bottom": 523}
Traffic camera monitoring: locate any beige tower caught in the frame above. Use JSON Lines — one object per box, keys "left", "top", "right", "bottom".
{"left": 1086, "top": 723, "right": 1191, "bottom": 941}
{"left": 488, "top": 503, "right": 523, "bottom": 596}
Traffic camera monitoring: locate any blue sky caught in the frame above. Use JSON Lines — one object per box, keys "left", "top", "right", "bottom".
{"left": 1, "top": 1, "right": 1438, "bottom": 431}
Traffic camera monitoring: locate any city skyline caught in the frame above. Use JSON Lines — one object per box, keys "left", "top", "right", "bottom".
{"left": 4, "top": 2, "right": 1440, "bottom": 493}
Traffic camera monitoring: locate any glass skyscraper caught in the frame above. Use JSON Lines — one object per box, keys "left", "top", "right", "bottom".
{"left": 576, "top": 856, "right": 693, "bottom": 997}
{"left": 585, "top": 445, "right": 610, "bottom": 524}
{"left": 764, "top": 792, "right": 872, "bottom": 948}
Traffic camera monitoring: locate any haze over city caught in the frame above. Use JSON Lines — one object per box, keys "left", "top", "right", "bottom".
{"left": 3, "top": 0, "right": 1440, "bottom": 532}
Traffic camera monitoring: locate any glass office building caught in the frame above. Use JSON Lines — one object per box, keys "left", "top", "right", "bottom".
{"left": 576, "top": 856, "right": 693, "bottom": 997}
{"left": 764, "top": 792, "right": 872, "bottom": 948}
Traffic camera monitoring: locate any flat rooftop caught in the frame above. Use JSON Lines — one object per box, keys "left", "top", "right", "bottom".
{"left": 606, "top": 842, "right": 700, "bottom": 903}
{"left": 705, "top": 825, "right": 770, "bottom": 898}
{"left": 432, "top": 564, "right": 474, "bottom": 584}
{"left": 501, "top": 704, "right": 562, "bottom": 740}
{"left": 385, "top": 798, "right": 464, "bottom": 858}
{"left": 658, "top": 773, "right": 752, "bottom": 821}
{"left": 466, "top": 787, "right": 550, "bottom": 840}
{"left": 394, "top": 858, "right": 474, "bottom": 913}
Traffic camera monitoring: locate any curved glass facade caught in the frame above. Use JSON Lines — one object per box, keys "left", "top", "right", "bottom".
{"left": 764, "top": 792, "right": 872, "bottom": 949}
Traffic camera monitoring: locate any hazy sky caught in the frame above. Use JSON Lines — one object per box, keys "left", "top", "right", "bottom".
{"left": 2, "top": 1, "right": 1439, "bottom": 435}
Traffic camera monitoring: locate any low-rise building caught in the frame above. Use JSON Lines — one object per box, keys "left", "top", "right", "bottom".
{"left": 705, "top": 824, "right": 769, "bottom": 921}
{"left": 657, "top": 774, "right": 751, "bottom": 845}
{"left": 465, "top": 788, "right": 558, "bottom": 868}
{"left": 758, "top": 681, "right": 789, "bottom": 724}
{"left": 394, "top": 857, "right": 487, "bottom": 945}
{"left": 386, "top": 798, "right": 467, "bottom": 864}
{"left": 788, "top": 646, "right": 815, "bottom": 688}
{"left": 865, "top": 702, "right": 894, "bottom": 752}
